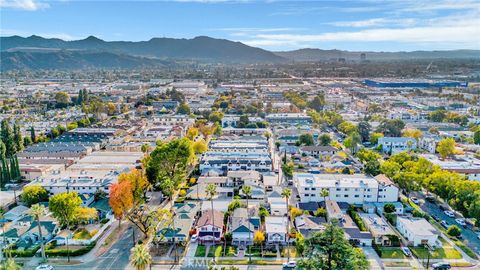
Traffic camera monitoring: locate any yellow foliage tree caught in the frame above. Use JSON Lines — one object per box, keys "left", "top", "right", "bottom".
{"left": 192, "top": 139, "right": 208, "bottom": 154}
{"left": 118, "top": 169, "right": 150, "bottom": 204}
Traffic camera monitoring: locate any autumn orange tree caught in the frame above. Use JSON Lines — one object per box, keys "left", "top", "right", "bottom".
{"left": 109, "top": 181, "right": 134, "bottom": 227}
{"left": 118, "top": 168, "right": 150, "bottom": 204}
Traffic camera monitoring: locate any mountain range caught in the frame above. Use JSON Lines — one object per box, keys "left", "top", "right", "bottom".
{"left": 1, "top": 35, "right": 479, "bottom": 70}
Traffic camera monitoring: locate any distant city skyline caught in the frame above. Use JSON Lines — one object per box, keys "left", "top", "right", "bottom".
{"left": 1, "top": 0, "right": 479, "bottom": 51}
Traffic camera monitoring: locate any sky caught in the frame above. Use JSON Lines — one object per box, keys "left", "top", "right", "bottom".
{"left": 1, "top": 0, "right": 479, "bottom": 51}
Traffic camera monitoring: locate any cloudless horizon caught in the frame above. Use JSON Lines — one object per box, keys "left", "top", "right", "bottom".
{"left": 1, "top": 0, "right": 479, "bottom": 52}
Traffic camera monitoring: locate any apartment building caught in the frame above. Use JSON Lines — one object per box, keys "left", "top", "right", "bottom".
{"left": 294, "top": 173, "right": 399, "bottom": 204}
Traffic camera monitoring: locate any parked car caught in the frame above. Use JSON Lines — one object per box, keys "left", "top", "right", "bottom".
{"left": 455, "top": 218, "right": 466, "bottom": 227}
{"left": 439, "top": 205, "right": 447, "bottom": 211}
{"left": 35, "top": 265, "right": 53, "bottom": 270}
{"left": 432, "top": 215, "right": 440, "bottom": 222}
{"left": 425, "top": 195, "right": 435, "bottom": 202}
{"left": 432, "top": 262, "right": 451, "bottom": 269}
{"left": 283, "top": 261, "right": 297, "bottom": 269}
{"left": 444, "top": 210, "right": 455, "bottom": 218}
{"left": 401, "top": 247, "right": 412, "bottom": 257}
{"left": 441, "top": 220, "right": 449, "bottom": 229}
{"left": 410, "top": 197, "right": 420, "bottom": 204}
{"left": 190, "top": 234, "right": 198, "bottom": 243}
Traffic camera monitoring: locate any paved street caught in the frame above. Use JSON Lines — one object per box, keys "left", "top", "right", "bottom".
{"left": 415, "top": 194, "right": 480, "bottom": 254}
{"left": 52, "top": 226, "right": 136, "bottom": 270}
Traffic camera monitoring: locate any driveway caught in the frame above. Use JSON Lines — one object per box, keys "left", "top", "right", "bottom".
{"left": 361, "top": 247, "right": 384, "bottom": 269}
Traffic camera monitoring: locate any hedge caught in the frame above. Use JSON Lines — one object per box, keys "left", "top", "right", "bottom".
{"left": 4, "top": 245, "right": 40, "bottom": 257}
{"left": 347, "top": 208, "right": 368, "bottom": 231}
{"left": 45, "top": 241, "right": 96, "bottom": 257}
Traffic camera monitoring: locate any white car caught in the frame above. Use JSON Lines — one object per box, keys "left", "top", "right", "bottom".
{"left": 36, "top": 265, "right": 53, "bottom": 270}
{"left": 190, "top": 234, "right": 198, "bottom": 243}
{"left": 410, "top": 197, "right": 420, "bottom": 204}
{"left": 444, "top": 210, "right": 455, "bottom": 218}
{"left": 283, "top": 260, "right": 297, "bottom": 268}
{"left": 455, "top": 218, "right": 466, "bottom": 226}
{"left": 401, "top": 247, "right": 412, "bottom": 257}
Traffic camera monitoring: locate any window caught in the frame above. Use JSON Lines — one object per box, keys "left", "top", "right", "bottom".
{"left": 336, "top": 195, "right": 340, "bottom": 197}
{"left": 354, "top": 195, "right": 359, "bottom": 198}
{"left": 344, "top": 195, "right": 349, "bottom": 197}
{"left": 305, "top": 187, "right": 309, "bottom": 191}
{"left": 344, "top": 188, "right": 349, "bottom": 191}
{"left": 305, "top": 194, "right": 309, "bottom": 197}
{"left": 336, "top": 188, "right": 341, "bottom": 191}
{"left": 311, "top": 188, "right": 316, "bottom": 191}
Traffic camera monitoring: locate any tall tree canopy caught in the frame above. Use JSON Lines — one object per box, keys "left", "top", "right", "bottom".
{"left": 298, "top": 223, "right": 369, "bottom": 270}
{"left": 146, "top": 138, "right": 194, "bottom": 191}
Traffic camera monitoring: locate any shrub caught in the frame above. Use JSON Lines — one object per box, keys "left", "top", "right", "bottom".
{"left": 4, "top": 245, "right": 40, "bottom": 257}
{"left": 100, "top": 218, "right": 109, "bottom": 224}
{"left": 45, "top": 241, "right": 96, "bottom": 257}
{"left": 447, "top": 225, "right": 462, "bottom": 237}
{"left": 347, "top": 207, "right": 368, "bottom": 231}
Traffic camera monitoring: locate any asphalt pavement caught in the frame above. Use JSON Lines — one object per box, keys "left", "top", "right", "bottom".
{"left": 53, "top": 226, "right": 136, "bottom": 270}
{"left": 416, "top": 196, "right": 480, "bottom": 255}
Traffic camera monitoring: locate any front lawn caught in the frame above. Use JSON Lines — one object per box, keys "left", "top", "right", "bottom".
{"left": 411, "top": 247, "right": 462, "bottom": 259}
{"left": 73, "top": 228, "right": 93, "bottom": 240}
{"left": 195, "top": 245, "right": 207, "bottom": 257}
{"left": 224, "top": 245, "right": 237, "bottom": 257}
{"left": 378, "top": 247, "right": 407, "bottom": 259}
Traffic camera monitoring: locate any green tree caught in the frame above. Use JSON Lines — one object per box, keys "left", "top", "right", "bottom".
{"left": 377, "top": 119, "right": 405, "bottom": 137}
{"left": 241, "top": 185, "right": 253, "bottom": 263}
{"left": 429, "top": 109, "right": 447, "bottom": 122}
{"left": 130, "top": 244, "right": 152, "bottom": 270}
{"left": 238, "top": 115, "right": 249, "bottom": 128}
{"left": 206, "top": 183, "right": 217, "bottom": 260}
{"left": 380, "top": 161, "right": 402, "bottom": 179}
{"left": 298, "top": 133, "right": 314, "bottom": 146}
{"left": 30, "top": 204, "right": 47, "bottom": 261}
{"left": 281, "top": 188, "right": 292, "bottom": 261}
{"left": 23, "top": 136, "right": 32, "bottom": 147}
{"left": 308, "top": 94, "right": 326, "bottom": 112}
{"left": 49, "top": 192, "right": 82, "bottom": 227}
{"left": 357, "top": 121, "right": 371, "bottom": 142}
{"left": 176, "top": 103, "right": 191, "bottom": 115}
{"left": 1, "top": 120, "right": 16, "bottom": 157}
{"left": 383, "top": 203, "right": 396, "bottom": 214}
{"left": 338, "top": 121, "right": 357, "bottom": 135}
{"left": 30, "top": 126, "right": 36, "bottom": 143}
{"left": 369, "top": 132, "right": 384, "bottom": 145}
{"left": 21, "top": 185, "right": 49, "bottom": 206}
{"left": 319, "top": 134, "right": 332, "bottom": 146}
{"left": 473, "top": 129, "right": 480, "bottom": 145}
{"left": 208, "top": 111, "right": 224, "bottom": 124}
{"left": 55, "top": 91, "right": 71, "bottom": 107}
{"left": 298, "top": 223, "right": 369, "bottom": 270}
{"left": 320, "top": 188, "right": 329, "bottom": 202}
{"left": 447, "top": 225, "right": 462, "bottom": 237}
{"left": 146, "top": 138, "right": 194, "bottom": 190}
{"left": 13, "top": 122, "right": 23, "bottom": 152}
{"left": 437, "top": 138, "right": 455, "bottom": 159}
{"left": 344, "top": 132, "right": 361, "bottom": 154}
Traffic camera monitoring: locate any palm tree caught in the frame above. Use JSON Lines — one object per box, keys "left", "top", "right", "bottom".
{"left": 241, "top": 185, "right": 252, "bottom": 262}
{"left": 281, "top": 188, "right": 292, "bottom": 261}
{"left": 30, "top": 204, "right": 46, "bottom": 261}
{"left": 320, "top": 188, "right": 329, "bottom": 203}
{"left": 205, "top": 183, "right": 217, "bottom": 260}
{"left": 130, "top": 243, "right": 152, "bottom": 270}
